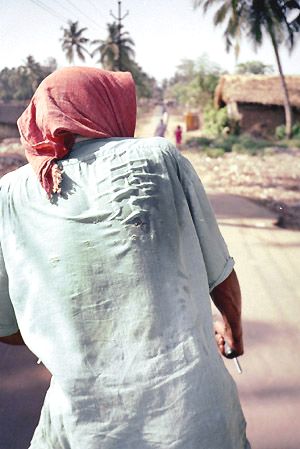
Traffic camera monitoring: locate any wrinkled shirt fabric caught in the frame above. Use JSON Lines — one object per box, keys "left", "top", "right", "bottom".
{"left": 0, "top": 137, "right": 250, "bottom": 449}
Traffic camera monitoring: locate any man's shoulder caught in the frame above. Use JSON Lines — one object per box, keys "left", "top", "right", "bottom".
{"left": 0, "top": 164, "right": 31, "bottom": 189}
{"left": 131, "top": 137, "right": 177, "bottom": 154}
{"left": 70, "top": 137, "right": 178, "bottom": 160}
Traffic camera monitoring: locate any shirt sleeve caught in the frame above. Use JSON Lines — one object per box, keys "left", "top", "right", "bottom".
{"left": 0, "top": 242, "right": 19, "bottom": 337}
{"left": 176, "top": 152, "right": 234, "bottom": 292}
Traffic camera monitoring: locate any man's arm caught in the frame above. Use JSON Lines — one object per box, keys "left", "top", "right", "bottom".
{"left": 0, "top": 330, "right": 25, "bottom": 345}
{"left": 210, "top": 269, "right": 244, "bottom": 357}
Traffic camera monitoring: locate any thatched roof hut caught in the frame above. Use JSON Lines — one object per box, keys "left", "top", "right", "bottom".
{"left": 214, "top": 75, "right": 300, "bottom": 136}
{"left": 215, "top": 75, "right": 300, "bottom": 108}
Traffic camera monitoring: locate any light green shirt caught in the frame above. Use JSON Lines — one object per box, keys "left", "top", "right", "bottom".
{"left": 0, "top": 137, "right": 249, "bottom": 449}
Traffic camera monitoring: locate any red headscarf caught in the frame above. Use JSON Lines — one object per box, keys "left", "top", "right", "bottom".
{"left": 17, "top": 66, "right": 136, "bottom": 196}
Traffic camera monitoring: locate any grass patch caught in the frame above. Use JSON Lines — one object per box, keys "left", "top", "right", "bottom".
{"left": 279, "top": 138, "right": 300, "bottom": 148}
{"left": 185, "top": 136, "right": 213, "bottom": 147}
{"left": 185, "top": 133, "right": 288, "bottom": 156}
{"left": 205, "top": 147, "right": 225, "bottom": 158}
{"left": 214, "top": 135, "right": 239, "bottom": 152}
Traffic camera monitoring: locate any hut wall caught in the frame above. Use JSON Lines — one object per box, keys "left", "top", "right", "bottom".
{"left": 237, "top": 103, "right": 300, "bottom": 136}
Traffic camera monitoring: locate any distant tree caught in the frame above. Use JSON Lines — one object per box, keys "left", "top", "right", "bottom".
{"left": 91, "top": 23, "right": 119, "bottom": 70}
{"left": 196, "top": 54, "right": 224, "bottom": 95}
{"left": 0, "top": 68, "right": 19, "bottom": 102}
{"left": 90, "top": 21, "right": 154, "bottom": 98}
{"left": 124, "top": 60, "right": 156, "bottom": 98}
{"left": 235, "top": 60, "right": 274, "bottom": 74}
{"left": 166, "top": 54, "right": 223, "bottom": 108}
{"left": 91, "top": 22, "right": 135, "bottom": 71}
{"left": 23, "top": 55, "right": 46, "bottom": 91}
{"left": 43, "top": 57, "right": 58, "bottom": 73}
{"left": 175, "top": 59, "right": 197, "bottom": 81}
{"left": 60, "top": 21, "right": 90, "bottom": 64}
{"left": 193, "top": 0, "right": 300, "bottom": 137}
{"left": 0, "top": 57, "right": 57, "bottom": 101}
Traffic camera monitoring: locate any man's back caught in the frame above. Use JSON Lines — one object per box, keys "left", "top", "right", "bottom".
{"left": 0, "top": 137, "right": 248, "bottom": 449}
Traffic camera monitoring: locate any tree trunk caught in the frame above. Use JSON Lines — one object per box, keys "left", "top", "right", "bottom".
{"left": 270, "top": 32, "right": 293, "bottom": 138}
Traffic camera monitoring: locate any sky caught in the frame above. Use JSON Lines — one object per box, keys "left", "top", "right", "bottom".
{"left": 1, "top": 0, "right": 300, "bottom": 82}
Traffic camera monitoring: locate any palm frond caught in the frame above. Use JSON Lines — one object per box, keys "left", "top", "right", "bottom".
{"left": 193, "top": 0, "right": 221, "bottom": 13}
{"left": 213, "top": 3, "right": 229, "bottom": 25}
{"left": 76, "top": 46, "right": 86, "bottom": 61}
{"left": 79, "top": 37, "right": 89, "bottom": 44}
{"left": 90, "top": 39, "right": 102, "bottom": 45}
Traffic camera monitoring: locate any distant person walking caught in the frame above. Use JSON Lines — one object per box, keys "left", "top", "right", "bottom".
{"left": 175, "top": 125, "right": 182, "bottom": 146}
{"left": 161, "top": 103, "right": 169, "bottom": 126}
{"left": 154, "top": 118, "right": 167, "bottom": 137}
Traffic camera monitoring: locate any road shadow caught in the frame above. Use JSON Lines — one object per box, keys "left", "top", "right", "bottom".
{"left": 0, "top": 345, "right": 51, "bottom": 449}
{"left": 208, "top": 193, "right": 277, "bottom": 220}
{"left": 237, "top": 320, "right": 300, "bottom": 449}
{"left": 239, "top": 319, "right": 300, "bottom": 402}
{"left": 241, "top": 382, "right": 300, "bottom": 401}
{"left": 243, "top": 319, "right": 299, "bottom": 347}
{"left": 209, "top": 193, "right": 300, "bottom": 232}
{"left": 217, "top": 220, "right": 276, "bottom": 231}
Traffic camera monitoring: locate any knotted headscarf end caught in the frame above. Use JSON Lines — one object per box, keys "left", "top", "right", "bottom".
{"left": 23, "top": 136, "right": 72, "bottom": 197}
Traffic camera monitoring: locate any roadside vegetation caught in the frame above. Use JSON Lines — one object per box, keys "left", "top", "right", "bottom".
{"left": 185, "top": 128, "right": 300, "bottom": 158}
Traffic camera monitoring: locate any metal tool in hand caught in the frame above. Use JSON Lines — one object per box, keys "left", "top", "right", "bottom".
{"left": 224, "top": 341, "right": 243, "bottom": 374}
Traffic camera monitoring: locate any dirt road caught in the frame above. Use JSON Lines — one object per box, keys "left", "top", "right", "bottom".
{"left": 135, "top": 105, "right": 185, "bottom": 143}
{"left": 210, "top": 193, "right": 300, "bottom": 449}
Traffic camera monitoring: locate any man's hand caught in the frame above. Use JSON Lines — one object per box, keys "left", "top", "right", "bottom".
{"left": 213, "top": 318, "right": 244, "bottom": 358}
{"left": 211, "top": 269, "right": 244, "bottom": 357}
{"left": 0, "top": 330, "right": 25, "bottom": 345}
{"left": 214, "top": 319, "right": 226, "bottom": 356}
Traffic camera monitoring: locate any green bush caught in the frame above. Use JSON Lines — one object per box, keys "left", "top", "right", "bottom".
{"left": 275, "top": 124, "right": 286, "bottom": 140}
{"left": 202, "top": 106, "right": 229, "bottom": 137}
{"left": 186, "top": 135, "right": 236, "bottom": 153}
{"left": 231, "top": 142, "right": 261, "bottom": 155}
{"left": 205, "top": 147, "right": 225, "bottom": 158}
{"left": 186, "top": 130, "right": 275, "bottom": 155}
{"left": 214, "top": 135, "right": 239, "bottom": 152}
{"left": 292, "top": 123, "right": 300, "bottom": 139}
{"left": 186, "top": 136, "right": 213, "bottom": 147}
{"left": 202, "top": 105, "right": 240, "bottom": 137}
{"left": 232, "top": 143, "right": 245, "bottom": 153}
{"left": 229, "top": 135, "right": 270, "bottom": 155}
{"left": 275, "top": 122, "right": 300, "bottom": 140}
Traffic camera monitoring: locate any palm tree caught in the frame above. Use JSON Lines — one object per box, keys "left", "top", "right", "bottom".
{"left": 91, "top": 23, "right": 119, "bottom": 70}
{"left": 193, "top": 0, "right": 300, "bottom": 137}
{"left": 23, "top": 55, "right": 44, "bottom": 91}
{"left": 91, "top": 22, "right": 135, "bottom": 71}
{"left": 60, "top": 21, "right": 90, "bottom": 64}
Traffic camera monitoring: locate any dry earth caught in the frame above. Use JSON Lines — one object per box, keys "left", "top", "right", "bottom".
{"left": 183, "top": 146, "right": 300, "bottom": 230}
